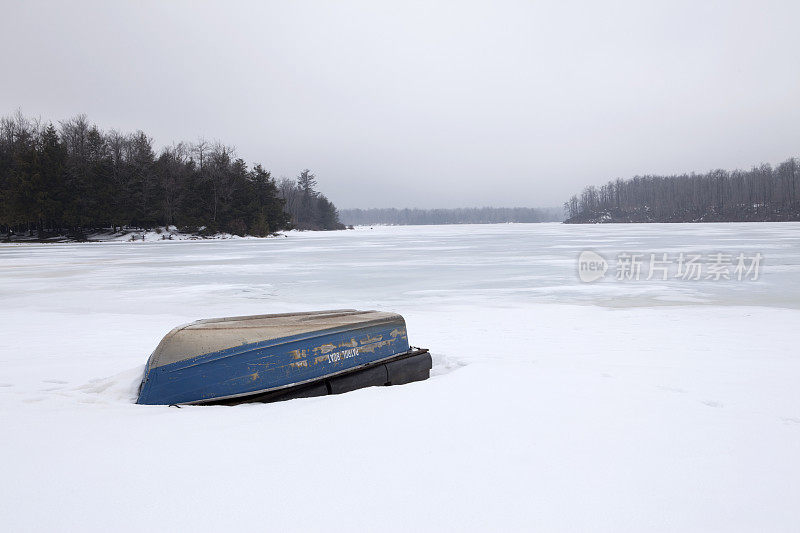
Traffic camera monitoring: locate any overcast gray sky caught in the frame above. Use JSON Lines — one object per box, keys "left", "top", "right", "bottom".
{"left": 2, "top": 1, "right": 799, "bottom": 208}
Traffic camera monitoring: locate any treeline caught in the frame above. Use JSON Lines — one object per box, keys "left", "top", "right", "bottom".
{"left": 339, "top": 206, "right": 563, "bottom": 226}
{"left": 278, "top": 170, "right": 344, "bottom": 231}
{"left": 0, "top": 111, "right": 343, "bottom": 239}
{"left": 564, "top": 158, "right": 800, "bottom": 223}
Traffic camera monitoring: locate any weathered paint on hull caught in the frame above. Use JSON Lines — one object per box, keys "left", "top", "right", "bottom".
{"left": 203, "top": 349, "right": 432, "bottom": 406}
{"left": 137, "top": 321, "right": 410, "bottom": 405}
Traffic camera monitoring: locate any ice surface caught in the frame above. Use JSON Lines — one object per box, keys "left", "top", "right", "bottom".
{"left": 1, "top": 222, "right": 799, "bottom": 531}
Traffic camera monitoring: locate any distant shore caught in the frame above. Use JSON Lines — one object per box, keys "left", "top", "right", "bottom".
{"left": 0, "top": 226, "right": 294, "bottom": 243}
{"left": 564, "top": 207, "right": 800, "bottom": 224}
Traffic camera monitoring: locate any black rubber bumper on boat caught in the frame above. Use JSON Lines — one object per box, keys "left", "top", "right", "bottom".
{"left": 206, "top": 348, "right": 432, "bottom": 406}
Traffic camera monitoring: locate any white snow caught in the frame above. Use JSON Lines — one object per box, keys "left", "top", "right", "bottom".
{"left": 90, "top": 225, "right": 272, "bottom": 242}
{"left": 1, "top": 222, "right": 799, "bottom": 532}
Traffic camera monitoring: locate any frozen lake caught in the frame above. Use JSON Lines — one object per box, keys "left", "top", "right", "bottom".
{"left": 2, "top": 222, "right": 799, "bottom": 531}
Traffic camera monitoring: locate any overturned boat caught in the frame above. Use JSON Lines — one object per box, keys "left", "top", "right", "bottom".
{"left": 137, "top": 310, "right": 431, "bottom": 405}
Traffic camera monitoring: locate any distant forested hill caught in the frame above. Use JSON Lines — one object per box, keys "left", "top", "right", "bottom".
{"left": 0, "top": 111, "right": 343, "bottom": 239}
{"left": 339, "top": 206, "right": 564, "bottom": 226}
{"left": 564, "top": 158, "right": 800, "bottom": 223}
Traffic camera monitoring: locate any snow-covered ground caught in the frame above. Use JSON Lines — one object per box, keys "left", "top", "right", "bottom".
{"left": 1, "top": 222, "right": 799, "bottom": 532}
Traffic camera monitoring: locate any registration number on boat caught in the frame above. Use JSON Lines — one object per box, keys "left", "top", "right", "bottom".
{"left": 328, "top": 347, "right": 359, "bottom": 363}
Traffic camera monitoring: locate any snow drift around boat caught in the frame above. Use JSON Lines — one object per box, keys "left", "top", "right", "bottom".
{"left": 137, "top": 310, "right": 431, "bottom": 405}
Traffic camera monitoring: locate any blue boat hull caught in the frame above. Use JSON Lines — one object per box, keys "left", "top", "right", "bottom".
{"left": 201, "top": 348, "right": 431, "bottom": 406}
{"left": 137, "top": 315, "right": 417, "bottom": 405}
